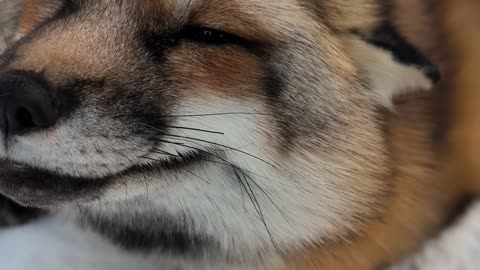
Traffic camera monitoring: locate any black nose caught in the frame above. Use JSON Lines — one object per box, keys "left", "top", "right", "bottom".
{"left": 0, "top": 74, "right": 59, "bottom": 136}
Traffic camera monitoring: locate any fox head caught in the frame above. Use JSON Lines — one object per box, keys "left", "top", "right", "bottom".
{"left": 0, "top": 0, "right": 439, "bottom": 267}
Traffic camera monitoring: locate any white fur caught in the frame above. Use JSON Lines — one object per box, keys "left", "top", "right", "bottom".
{"left": 4, "top": 202, "right": 480, "bottom": 270}
{"left": 7, "top": 107, "right": 153, "bottom": 178}
{"left": 390, "top": 201, "right": 480, "bottom": 270}
{"left": 0, "top": 217, "right": 160, "bottom": 270}
{"left": 0, "top": 1, "right": 443, "bottom": 269}
{"left": 0, "top": 217, "right": 255, "bottom": 270}
{"left": 64, "top": 97, "right": 368, "bottom": 258}
{"left": 347, "top": 38, "right": 433, "bottom": 108}
{"left": 0, "top": 91, "right": 382, "bottom": 261}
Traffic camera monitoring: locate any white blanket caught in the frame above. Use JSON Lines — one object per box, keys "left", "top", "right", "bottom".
{"left": 1, "top": 202, "right": 480, "bottom": 270}
{"left": 390, "top": 201, "right": 480, "bottom": 270}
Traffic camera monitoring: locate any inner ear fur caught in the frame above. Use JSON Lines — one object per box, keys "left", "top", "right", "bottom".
{"left": 18, "top": 0, "right": 63, "bottom": 36}
{"left": 303, "top": 0, "right": 384, "bottom": 32}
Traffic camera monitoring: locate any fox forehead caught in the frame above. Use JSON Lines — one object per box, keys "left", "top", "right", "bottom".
{"left": 17, "top": 0, "right": 385, "bottom": 50}
{"left": 138, "top": 0, "right": 383, "bottom": 35}
{"left": 18, "top": 0, "right": 291, "bottom": 47}
{"left": 10, "top": 0, "right": 335, "bottom": 87}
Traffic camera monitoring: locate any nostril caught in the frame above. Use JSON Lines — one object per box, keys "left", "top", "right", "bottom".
{"left": 14, "top": 107, "right": 35, "bottom": 130}
{"left": 6, "top": 99, "right": 59, "bottom": 135}
{"left": 0, "top": 74, "right": 60, "bottom": 136}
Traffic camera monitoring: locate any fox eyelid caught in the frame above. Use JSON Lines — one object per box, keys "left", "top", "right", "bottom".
{"left": 180, "top": 26, "right": 246, "bottom": 45}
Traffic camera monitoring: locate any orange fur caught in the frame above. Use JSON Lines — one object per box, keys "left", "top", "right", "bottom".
{"left": 439, "top": 0, "right": 480, "bottom": 195}
{"left": 12, "top": 0, "right": 480, "bottom": 269}
{"left": 285, "top": 0, "right": 477, "bottom": 269}
{"left": 18, "top": 0, "right": 62, "bottom": 36}
{"left": 168, "top": 45, "right": 268, "bottom": 98}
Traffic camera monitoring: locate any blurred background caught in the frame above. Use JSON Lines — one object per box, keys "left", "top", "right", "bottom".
{"left": 439, "top": 0, "right": 480, "bottom": 195}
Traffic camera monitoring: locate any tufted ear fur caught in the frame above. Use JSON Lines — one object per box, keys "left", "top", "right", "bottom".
{"left": 345, "top": 23, "right": 440, "bottom": 108}
{"left": 304, "top": 0, "right": 440, "bottom": 108}
{"left": 16, "top": 0, "right": 63, "bottom": 37}
{"left": 0, "top": 0, "right": 20, "bottom": 51}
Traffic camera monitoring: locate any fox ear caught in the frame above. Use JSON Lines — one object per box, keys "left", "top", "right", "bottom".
{"left": 346, "top": 23, "right": 440, "bottom": 108}
{"left": 17, "top": 0, "right": 63, "bottom": 37}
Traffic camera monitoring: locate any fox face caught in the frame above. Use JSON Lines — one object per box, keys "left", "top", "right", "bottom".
{"left": 0, "top": 0, "right": 439, "bottom": 267}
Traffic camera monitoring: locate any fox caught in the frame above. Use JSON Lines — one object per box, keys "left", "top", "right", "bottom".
{"left": 0, "top": 0, "right": 18, "bottom": 50}
{"left": 0, "top": 0, "right": 473, "bottom": 269}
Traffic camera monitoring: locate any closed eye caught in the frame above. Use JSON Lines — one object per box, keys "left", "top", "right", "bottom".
{"left": 60, "top": 0, "right": 80, "bottom": 15}
{"left": 141, "top": 26, "right": 253, "bottom": 61}
{"left": 181, "top": 26, "right": 248, "bottom": 46}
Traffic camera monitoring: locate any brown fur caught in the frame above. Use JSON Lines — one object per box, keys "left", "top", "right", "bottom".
{"left": 1, "top": 0, "right": 476, "bottom": 269}
{"left": 439, "top": 0, "right": 480, "bottom": 195}
{"left": 286, "top": 0, "right": 474, "bottom": 269}
{"left": 18, "top": 0, "right": 63, "bottom": 36}
{"left": 166, "top": 46, "right": 268, "bottom": 98}
{"left": 11, "top": 0, "right": 276, "bottom": 99}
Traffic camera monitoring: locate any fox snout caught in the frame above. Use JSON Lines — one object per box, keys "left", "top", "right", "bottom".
{"left": 0, "top": 73, "right": 60, "bottom": 136}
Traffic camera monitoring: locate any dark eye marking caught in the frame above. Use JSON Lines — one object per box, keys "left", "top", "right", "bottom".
{"left": 141, "top": 26, "right": 251, "bottom": 62}
{"left": 181, "top": 26, "right": 247, "bottom": 45}
{"left": 58, "top": 0, "right": 80, "bottom": 17}
{"left": 141, "top": 31, "right": 180, "bottom": 62}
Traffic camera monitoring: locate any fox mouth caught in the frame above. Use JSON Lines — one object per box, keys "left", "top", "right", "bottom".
{"left": 0, "top": 150, "right": 205, "bottom": 208}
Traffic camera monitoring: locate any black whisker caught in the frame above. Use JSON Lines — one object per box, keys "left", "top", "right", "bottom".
{"left": 181, "top": 168, "right": 210, "bottom": 184}
{"left": 2, "top": 28, "right": 10, "bottom": 48}
{"left": 124, "top": 183, "right": 129, "bottom": 200}
{"left": 162, "top": 133, "right": 275, "bottom": 167}
{"left": 138, "top": 156, "right": 163, "bottom": 162}
{"left": 108, "top": 112, "right": 273, "bottom": 121}
{"left": 116, "top": 149, "right": 153, "bottom": 202}
{"left": 232, "top": 169, "right": 289, "bottom": 265}
{"left": 151, "top": 141, "right": 292, "bottom": 259}
{"left": 76, "top": 201, "right": 84, "bottom": 219}
{"left": 233, "top": 169, "right": 262, "bottom": 220}
{"left": 151, "top": 149, "right": 181, "bottom": 158}
{"left": 138, "top": 122, "right": 224, "bottom": 135}
{"left": 151, "top": 142, "right": 291, "bottom": 221}
{"left": 162, "top": 112, "right": 273, "bottom": 118}
{"left": 157, "top": 143, "right": 265, "bottom": 181}
{"left": 154, "top": 131, "right": 235, "bottom": 153}
{"left": 138, "top": 154, "right": 210, "bottom": 184}
{"left": 153, "top": 140, "right": 296, "bottom": 190}
{"left": 137, "top": 122, "right": 274, "bottom": 167}
{"left": 142, "top": 174, "right": 150, "bottom": 201}
{"left": 165, "top": 125, "right": 225, "bottom": 135}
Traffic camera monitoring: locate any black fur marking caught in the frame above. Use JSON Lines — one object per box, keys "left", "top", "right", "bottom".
{"left": 47, "top": 79, "right": 106, "bottom": 131}
{"left": 0, "top": 150, "right": 206, "bottom": 208}
{"left": 364, "top": 23, "right": 441, "bottom": 83}
{"left": 105, "top": 83, "right": 172, "bottom": 137}
{"left": 141, "top": 26, "right": 261, "bottom": 63}
{"left": 444, "top": 196, "right": 475, "bottom": 231}
{"left": 0, "top": 37, "right": 25, "bottom": 71}
{"left": 264, "top": 73, "right": 283, "bottom": 102}
{"left": 0, "top": 159, "right": 108, "bottom": 208}
{"left": 181, "top": 26, "right": 252, "bottom": 46}
{"left": 56, "top": 0, "right": 81, "bottom": 19}
{"left": 84, "top": 212, "right": 211, "bottom": 254}
{"left": 263, "top": 68, "right": 297, "bottom": 151}
{"left": 0, "top": 195, "right": 45, "bottom": 227}
{"left": 0, "top": 71, "right": 76, "bottom": 136}
{"left": 40, "top": 77, "right": 83, "bottom": 123}
{"left": 140, "top": 30, "right": 180, "bottom": 63}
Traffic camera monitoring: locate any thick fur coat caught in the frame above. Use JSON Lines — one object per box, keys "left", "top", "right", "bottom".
{"left": 0, "top": 0, "right": 479, "bottom": 269}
